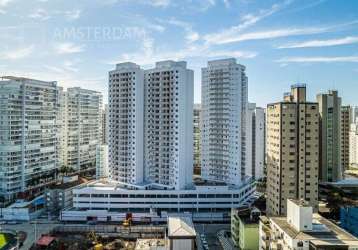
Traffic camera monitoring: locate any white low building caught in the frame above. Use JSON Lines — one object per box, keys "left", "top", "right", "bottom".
{"left": 60, "top": 179, "right": 255, "bottom": 222}
{"left": 2, "top": 195, "right": 45, "bottom": 221}
{"left": 168, "top": 216, "right": 196, "bottom": 250}
{"left": 259, "top": 199, "right": 358, "bottom": 249}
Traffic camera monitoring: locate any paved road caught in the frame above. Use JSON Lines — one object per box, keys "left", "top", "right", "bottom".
{"left": 1, "top": 221, "right": 60, "bottom": 249}
{"left": 195, "top": 224, "right": 230, "bottom": 250}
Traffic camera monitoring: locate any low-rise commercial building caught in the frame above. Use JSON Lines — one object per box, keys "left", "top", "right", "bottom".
{"left": 60, "top": 179, "right": 255, "bottom": 222}
{"left": 259, "top": 199, "right": 358, "bottom": 249}
{"left": 2, "top": 195, "right": 45, "bottom": 221}
{"left": 44, "top": 175, "right": 86, "bottom": 215}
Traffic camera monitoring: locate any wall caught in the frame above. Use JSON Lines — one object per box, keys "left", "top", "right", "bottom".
{"left": 340, "top": 207, "right": 358, "bottom": 237}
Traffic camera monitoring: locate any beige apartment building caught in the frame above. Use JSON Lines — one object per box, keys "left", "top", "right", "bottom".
{"left": 266, "top": 84, "right": 319, "bottom": 216}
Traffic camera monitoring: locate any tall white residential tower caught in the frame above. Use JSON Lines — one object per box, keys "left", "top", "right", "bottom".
{"left": 144, "top": 61, "right": 194, "bottom": 190}
{"left": 201, "top": 58, "right": 248, "bottom": 186}
{"left": 108, "top": 61, "right": 193, "bottom": 190}
{"left": 246, "top": 103, "right": 265, "bottom": 180}
{"left": 108, "top": 62, "right": 145, "bottom": 185}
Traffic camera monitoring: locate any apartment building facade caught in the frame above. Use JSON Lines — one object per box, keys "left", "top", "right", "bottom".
{"left": 201, "top": 58, "right": 248, "bottom": 186}
{"left": 109, "top": 61, "right": 193, "bottom": 190}
{"left": 61, "top": 87, "right": 102, "bottom": 173}
{"left": 108, "top": 62, "right": 144, "bottom": 185}
{"left": 96, "top": 144, "right": 109, "bottom": 180}
{"left": 317, "top": 90, "right": 342, "bottom": 182}
{"left": 266, "top": 85, "right": 319, "bottom": 216}
{"left": 246, "top": 103, "right": 265, "bottom": 180}
{"left": 0, "top": 76, "right": 59, "bottom": 200}
{"left": 193, "top": 104, "right": 201, "bottom": 175}
{"left": 349, "top": 123, "right": 358, "bottom": 168}
{"left": 144, "top": 61, "right": 193, "bottom": 190}
{"left": 341, "top": 106, "right": 350, "bottom": 172}
{"left": 102, "top": 104, "right": 109, "bottom": 145}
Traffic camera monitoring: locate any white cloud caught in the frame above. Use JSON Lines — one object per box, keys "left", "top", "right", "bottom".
{"left": 277, "top": 36, "right": 358, "bottom": 49}
{"left": 63, "top": 9, "right": 82, "bottom": 20}
{"left": 277, "top": 56, "right": 358, "bottom": 63}
{"left": 28, "top": 8, "right": 50, "bottom": 21}
{"left": 149, "top": 0, "right": 171, "bottom": 7}
{"left": 223, "top": 0, "right": 230, "bottom": 8}
{"left": 145, "top": 22, "right": 165, "bottom": 32}
{"left": 0, "top": 0, "right": 13, "bottom": 13}
{"left": 204, "top": 0, "right": 293, "bottom": 44}
{"left": 0, "top": 45, "right": 34, "bottom": 60}
{"left": 206, "top": 50, "right": 257, "bottom": 58}
{"left": 164, "top": 18, "right": 199, "bottom": 43}
{"left": 108, "top": 36, "right": 257, "bottom": 66}
{"left": 102, "top": 0, "right": 171, "bottom": 8}
{"left": 54, "top": 42, "right": 85, "bottom": 54}
{"left": 0, "top": 0, "right": 13, "bottom": 6}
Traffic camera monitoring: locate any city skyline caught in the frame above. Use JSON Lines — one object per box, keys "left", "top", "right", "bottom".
{"left": 0, "top": 0, "right": 358, "bottom": 107}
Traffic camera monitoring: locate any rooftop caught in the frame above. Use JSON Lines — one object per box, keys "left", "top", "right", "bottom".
{"left": 290, "top": 199, "right": 311, "bottom": 207}
{"left": 48, "top": 178, "right": 87, "bottom": 190}
{"left": 233, "top": 206, "right": 261, "bottom": 224}
{"left": 270, "top": 213, "right": 358, "bottom": 246}
{"left": 168, "top": 216, "right": 196, "bottom": 238}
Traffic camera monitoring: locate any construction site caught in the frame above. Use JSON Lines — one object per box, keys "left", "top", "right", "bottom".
{"left": 29, "top": 216, "right": 197, "bottom": 250}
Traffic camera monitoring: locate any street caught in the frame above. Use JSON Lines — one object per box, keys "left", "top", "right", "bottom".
{"left": 195, "top": 223, "right": 230, "bottom": 250}
{"left": 1, "top": 221, "right": 60, "bottom": 250}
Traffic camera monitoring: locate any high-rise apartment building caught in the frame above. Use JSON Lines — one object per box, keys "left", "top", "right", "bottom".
{"left": 102, "top": 104, "right": 109, "bottom": 145}
{"left": 246, "top": 103, "right": 265, "bottom": 180}
{"left": 144, "top": 61, "right": 194, "bottom": 190}
{"left": 109, "top": 62, "right": 144, "bottom": 185}
{"left": 0, "top": 76, "right": 59, "bottom": 200}
{"left": 350, "top": 106, "right": 358, "bottom": 124}
{"left": 317, "top": 90, "right": 342, "bottom": 182}
{"left": 266, "top": 84, "right": 319, "bottom": 216}
{"left": 193, "top": 104, "right": 201, "bottom": 175}
{"left": 201, "top": 58, "right": 248, "bottom": 186}
{"left": 61, "top": 87, "right": 102, "bottom": 173}
{"left": 341, "top": 106, "right": 350, "bottom": 173}
{"left": 57, "top": 87, "right": 67, "bottom": 169}
{"left": 109, "top": 61, "right": 193, "bottom": 190}
{"left": 96, "top": 145, "right": 109, "bottom": 180}
{"left": 349, "top": 123, "right": 358, "bottom": 168}
{"left": 61, "top": 60, "right": 256, "bottom": 222}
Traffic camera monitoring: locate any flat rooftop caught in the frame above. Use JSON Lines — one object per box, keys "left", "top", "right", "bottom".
{"left": 290, "top": 199, "right": 311, "bottom": 207}
{"left": 75, "top": 178, "right": 253, "bottom": 192}
{"left": 48, "top": 178, "right": 87, "bottom": 190}
{"left": 271, "top": 213, "right": 358, "bottom": 246}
